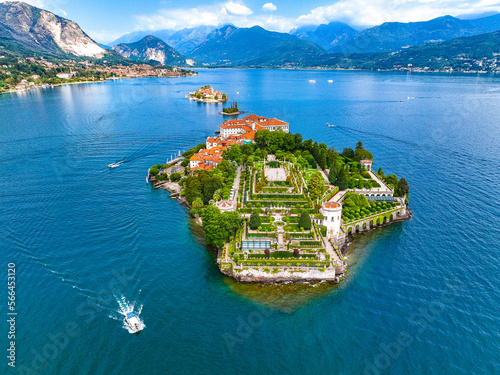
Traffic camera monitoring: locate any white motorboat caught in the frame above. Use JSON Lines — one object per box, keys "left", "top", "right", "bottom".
{"left": 308, "top": 80, "right": 316, "bottom": 83}
{"left": 108, "top": 161, "right": 123, "bottom": 168}
{"left": 125, "top": 312, "right": 143, "bottom": 333}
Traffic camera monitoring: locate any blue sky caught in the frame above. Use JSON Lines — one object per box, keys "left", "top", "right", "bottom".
{"left": 6, "top": 0, "right": 500, "bottom": 43}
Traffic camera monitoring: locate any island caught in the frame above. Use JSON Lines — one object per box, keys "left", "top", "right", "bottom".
{"left": 189, "top": 85, "right": 228, "bottom": 102}
{"left": 149, "top": 114, "right": 411, "bottom": 283}
{"left": 220, "top": 101, "right": 244, "bottom": 116}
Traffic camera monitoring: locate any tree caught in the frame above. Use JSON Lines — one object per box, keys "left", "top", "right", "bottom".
{"left": 298, "top": 212, "right": 312, "bottom": 230}
{"left": 354, "top": 148, "right": 373, "bottom": 161}
{"left": 356, "top": 141, "right": 364, "bottom": 150}
{"left": 200, "top": 206, "right": 241, "bottom": 247}
{"left": 150, "top": 167, "right": 159, "bottom": 176}
{"left": 203, "top": 176, "right": 224, "bottom": 204}
{"left": 183, "top": 176, "right": 204, "bottom": 204}
{"left": 192, "top": 198, "right": 204, "bottom": 210}
{"left": 396, "top": 178, "right": 409, "bottom": 197}
{"left": 328, "top": 167, "right": 337, "bottom": 185}
{"left": 334, "top": 168, "right": 349, "bottom": 190}
{"left": 384, "top": 174, "right": 398, "bottom": 187}
{"left": 225, "top": 144, "right": 242, "bottom": 165}
{"left": 307, "top": 172, "right": 324, "bottom": 202}
{"left": 342, "top": 148, "right": 355, "bottom": 159}
{"left": 169, "top": 173, "right": 182, "bottom": 182}
{"left": 249, "top": 211, "right": 261, "bottom": 230}
{"left": 317, "top": 148, "right": 327, "bottom": 169}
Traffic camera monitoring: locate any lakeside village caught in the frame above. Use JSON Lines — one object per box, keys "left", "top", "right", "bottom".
{"left": 149, "top": 114, "right": 411, "bottom": 283}
{"left": 0, "top": 55, "right": 196, "bottom": 93}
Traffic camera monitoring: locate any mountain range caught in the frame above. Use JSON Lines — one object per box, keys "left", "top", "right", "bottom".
{"left": 189, "top": 25, "right": 326, "bottom": 66}
{"left": 326, "top": 14, "right": 500, "bottom": 53}
{"left": 1, "top": 1, "right": 499, "bottom": 71}
{"left": 109, "top": 13, "right": 500, "bottom": 58}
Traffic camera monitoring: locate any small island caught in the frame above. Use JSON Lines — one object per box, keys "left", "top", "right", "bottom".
{"left": 149, "top": 114, "right": 411, "bottom": 284}
{"left": 220, "top": 101, "right": 244, "bottom": 116}
{"left": 189, "top": 85, "right": 228, "bottom": 102}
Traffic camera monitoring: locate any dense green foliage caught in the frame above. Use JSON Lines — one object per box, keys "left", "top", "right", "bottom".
{"left": 248, "top": 211, "right": 261, "bottom": 230}
{"left": 298, "top": 212, "right": 312, "bottom": 230}
{"left": 343, "top": 192, "right": 370, "bottom": 209}
{"left": 200, "top": 206, "right": 241, "bottom": 247}
{"left": 181, "top": 160, "right": 235, "bottom": 204}
{"left": 307, "top": 172, "right": 324, "bottom": 202}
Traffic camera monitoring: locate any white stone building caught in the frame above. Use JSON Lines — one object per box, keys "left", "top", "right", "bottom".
{"left": 320, "top": 201, "right": 343, "bottom": 238}
{"left": 360, "top": 159, "right": 373, "bottom": 171}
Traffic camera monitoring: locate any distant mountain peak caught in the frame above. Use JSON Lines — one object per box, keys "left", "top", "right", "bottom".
{"left": 112, "top": 35, "right": 187, "bottom": 65}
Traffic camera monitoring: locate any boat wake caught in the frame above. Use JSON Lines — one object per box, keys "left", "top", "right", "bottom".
{"left": 110, "top": 294, "right": 146, "bottom": 333}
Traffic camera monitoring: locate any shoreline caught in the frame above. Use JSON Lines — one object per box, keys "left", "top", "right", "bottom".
{"left": 189, "top": 97, "right": 229, "bottom": 103}
{"left": 1, "top": 73, "right": 196, "bottom": 96}
{"left": 220, "top": 111, "right": 244, "bottom": 116}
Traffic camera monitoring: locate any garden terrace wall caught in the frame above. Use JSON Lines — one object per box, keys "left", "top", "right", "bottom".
{"left": 237, "top": 260, "right": 329, "bottom": 267}
{"left": 250, "top": 194, "right": 306, "bottom": 200}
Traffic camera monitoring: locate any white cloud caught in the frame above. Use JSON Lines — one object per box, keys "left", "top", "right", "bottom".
{"left": 296, "top": 0, "right": 500, "bottom": 28}
{"left": 134, "top": 2, "right": 253, "bottom": 31}
{"left": 133, "top": 0, "right": 500, "bottom": 33}
{"left": 224, "top": 1, "right": 252, "bottom": 15}
{"left": 262, "top": 3, "right": 277, "bottom": 12}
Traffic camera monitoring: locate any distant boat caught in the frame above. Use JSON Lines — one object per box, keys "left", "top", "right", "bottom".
{"left": 125, "top": 311, "right": 143, "bottom": 333}
{"left": 108, "top": 161, "right": 123, "bottom": 169}
{"left": 326, "top": 123, "right": 335, "bottom": 127}
{"left": 309, "top": 80, "right": 316, "bottom": 83}
{"left": 328, "top": 80, "right": 333, "bottom": 83}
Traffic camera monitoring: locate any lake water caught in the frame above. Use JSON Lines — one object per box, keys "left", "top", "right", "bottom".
{"left": 1, "top": 69, "right": 499, "bottom": 375}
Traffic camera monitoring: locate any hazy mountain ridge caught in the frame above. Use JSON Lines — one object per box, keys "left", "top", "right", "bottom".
{"left": 321, "top": 30, "right": 500, "bottom": 72}
{"left": 290, "top": 22, "right": 358, "bottom": 50}
{"left": 328, "top": 14, "right": 500, "bottom": 53}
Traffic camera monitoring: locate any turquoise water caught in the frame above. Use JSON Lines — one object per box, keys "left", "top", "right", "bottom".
{"left": 1, "top": 70, "right": 499, "bottom": 374}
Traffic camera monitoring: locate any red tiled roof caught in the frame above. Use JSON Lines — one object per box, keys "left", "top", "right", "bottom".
{"left": 324, "top": 202, "right": 341, "bottom": 209}
{"left": 360, "top": 160, "right": 373, "bottom": 163}
{"left": 244, "top": 114, "right": 267, "bottom": 121}
{"left": 260, "top": 118, "right": 288, "bottom": 126}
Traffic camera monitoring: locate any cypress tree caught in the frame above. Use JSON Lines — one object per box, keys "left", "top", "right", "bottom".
{"left": 298, "top": 212, "right": 312, "bottom": 230}
{"left": 249, "top": 211, "right": 261, "bottom": 230}
{"left": 334, "top": 168, "right": 349, "bottom": 190}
